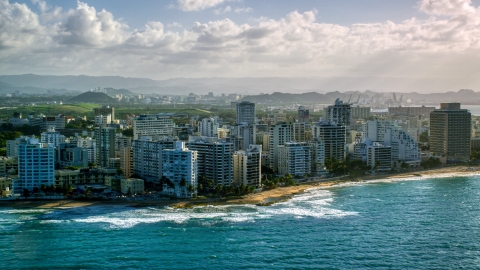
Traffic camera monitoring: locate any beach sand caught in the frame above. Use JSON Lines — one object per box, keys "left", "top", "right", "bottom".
{"left": 1, "top": 166, "right": 479, "bottom": 209}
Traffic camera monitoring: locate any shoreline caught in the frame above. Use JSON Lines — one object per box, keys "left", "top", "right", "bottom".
{"left": 1, "top": 166, "right": 479, "bottom": 210}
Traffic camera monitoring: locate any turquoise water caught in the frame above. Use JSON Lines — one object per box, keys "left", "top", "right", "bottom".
{"left": 2, "top": 175, "right": 480, "bottom": 269}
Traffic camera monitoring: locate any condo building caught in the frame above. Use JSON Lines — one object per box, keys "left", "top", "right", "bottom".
{"left": 233, "top": 145, "right": 262, "bottom": 187}
{"left": 95, "top": 125, "right": 117, "bottom": 168}
{"left": 133, "top": 114, "right": 175, "bottom": 140}
{"left": 133, "top": 136, "right": 174, "bottom": 182}
{"left": 236, "top": 101, "right": 256, "bottom": 125}
{"left": 162, "top": 141, "right": 198, "bottom": 198}
{"left": 312, "top": 121, "right": 346, "bottom": 161}
{"left": 277, "top": 142, "right": 311, "bottom": 176}
{"left": 13, "top": 138, "right": 55, "bottom": 194}
{"left": 430, "top": 103, "right": 471, "bottom": 162}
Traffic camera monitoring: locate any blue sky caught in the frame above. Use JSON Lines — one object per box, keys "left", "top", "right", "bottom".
{"left": 2, "top": 0, "right": 480, "bottom": 86}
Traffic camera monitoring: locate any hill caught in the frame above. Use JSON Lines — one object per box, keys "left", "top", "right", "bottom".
{"left": 69, "top": 92, "right": 117, "bottom": 104}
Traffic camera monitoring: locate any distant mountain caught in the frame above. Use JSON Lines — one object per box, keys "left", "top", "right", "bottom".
{"left": 1, "top": 74, "right": 480, "bottom": 97}
{"left": 242, "top": 89, "right": 480, "bottom": 104}
{"left": 68, "top": 92, "right": 117, "bottom": 103}
{"left": 0, "top": 74, "right": 158, "bottom": 91}
{"left": 104, "top": 88, "right": 134, "bottom": 96}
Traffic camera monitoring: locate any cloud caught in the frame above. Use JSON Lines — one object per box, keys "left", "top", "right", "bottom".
{"left": 214, "top": 5, "right": 231, "bottom": 14}
{"left": 55, "top": 1, "right": 127, "bottom": 46}
{"left": 417, "top": 0, "right": 476, "bottom": 15}
{"left": 3, "top": 0, "right": 480, "bottom": 80}
{"left": 234, "top": 7, "right": 252, "bottom": 13}
{"left": 177, "top": 0, "right": 225, "bottom": 11}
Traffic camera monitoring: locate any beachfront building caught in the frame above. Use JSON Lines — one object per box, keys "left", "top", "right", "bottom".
{"left": 132, "top": 136, "right": 174, "bottom": 182}
{"left": 277, "top": 142, "right": 311, "bottom": 176}
{"left": 13, "top": 138, "right": 55, "bottom": 195}
{"left": 366, "top": 143, "right": 392, "bottom": 172}
{"left": 133, "top": 114, "right": 175, "bottom": 140}
{"left": 233, "top": 145, "right": 262, "bottom": 187}
{"left": 312, "top": 121, "right": 346, "bottom": 161}
{"left": 324, "top": 99, "right": 352, "bottom": 126}
{"left": 430, "top": 103, "right": 471, "bottom": 163}
{"left": 269, "top": 120, "right": 294, "bottom": 172}
{"left": 162, "top": 142, "right": 198, "bottom": 198}
{"left": 120, "top": 178, "right": 145, "bottom": 195}
{"left": 187, "top": 137, "right": 233, "bottom": 186}
{"left": 309, "top": 138, "right": 328, "bottom": 176}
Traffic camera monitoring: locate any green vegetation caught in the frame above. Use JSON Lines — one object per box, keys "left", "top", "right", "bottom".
{"left": 419, "top": 130, "right": 429, "bottom": 143}
{"left": 0, "top": 103, "right": 98, "bottom": 119}
{"left": 325, "top": 157, "right": 371, "bottom": 176}
{"left": 420, "top": 157, "right": 442, "bottom": 169}
{"left": 263, "top": 174, "right": 295, "bottom": 190}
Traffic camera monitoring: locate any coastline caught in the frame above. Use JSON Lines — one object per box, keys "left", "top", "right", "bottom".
{"left": 1, "top": 166, "right": 479, "bottom": 210}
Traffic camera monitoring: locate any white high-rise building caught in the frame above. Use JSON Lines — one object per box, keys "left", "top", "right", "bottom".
{"left": 41, "top": 127, "right": 65, "bottom": 147}
{"left": 198, "top": 117, "right": 219, "bottom": 137}
{"left": 94, "top": 114, "right": 112, "bottom": 125}
{"left": 309, "top": 139, "right": 328, "bottom": 176}
{"left": 162, "top": 142, "right": 198, "bottom": 198}
{"left": 233, "top": 145, "right": 262, "bottom": 187}
{"left": 361, "top": 119, "right": 420, "bottom": 168}
{"left": 133, "top": 137, "right": 174, "bottom": 182}
{"left": 278, "top": 142, "right": 311, "bottom": 176}
{"left": 269, "top": 120, "right": 294, "bottom": 172}
{"left": 6, "top": 136, "right": 36, "bottom": 157}
{"left": 133, "top": 114, "right": 175, "bottom": 140}
{"left": 188, "top": 137, "right": 234, "bottom": 186}
{"left": 230, "top": 124, "right": 255, "bottom": 151}
{"left": 13, "top": 138, "right": 55, "bottom": 194}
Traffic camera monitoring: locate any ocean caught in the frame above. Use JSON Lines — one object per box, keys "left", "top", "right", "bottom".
{"left": 1, "top": 175, "right": 480, "bottom": 269}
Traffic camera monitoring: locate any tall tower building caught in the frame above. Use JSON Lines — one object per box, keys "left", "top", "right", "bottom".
{"left": 269, "top": 120, "right": 294, "bottom": 171}
{"left": 198, "top": 117, "right": 219, "bottom": 137}
{"left": 95, "top": 125, "right": 117, "bottom": 168}
{"left": 324, "top": 99, "right": 352, "bottom": 126}
{"left": 236, "top": 101, "right": 255, "bottom": 125}
{"left": 312, "top": 121, "right": 346, "bottom": 161}
{"left": 188, "top": 138, "right": 234, "bottom": 186}
{"left": 297, "top": 106, "right": 310, "bottom": 123}
{"left": 40, "top": 126, "right": 65, "bottom": 147}
{"left": 278, "top": 142, "right": 311, "bottom": 176}
{"left": 13, "top": 138, "right": 55, "bottom": 194}
{"left": 132, "top": 137, "right": 174, "bottom": 182}
{"left": 430, "top": 103, "right": 471, "bottom": 162}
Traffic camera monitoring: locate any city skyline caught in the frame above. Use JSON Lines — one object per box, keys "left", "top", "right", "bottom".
{"left": 2, "top": 0, "right": 480, "bottom": 92}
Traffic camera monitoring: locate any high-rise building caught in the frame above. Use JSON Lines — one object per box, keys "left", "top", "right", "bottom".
{"left": 312, "top": 121, "right": 346, "bottom": 161}
{"left": 278, "top": 142, "right": 311, "bottom": 176}
{"left": 236, "top": 101, "right": 255, "bottom": 125}
{"left": 133, "top": 114, "right": 175, "bottom": 140}
{"left": 162, "top": 142, "right": 198, "bottom": 198}
{"left": 119, "top": 147, "right": 133, "bottom": 178}
{"left": 351, "top": 107, "right": 371, "bottom": 120}
{"left": 359, "top": 119, "right": 420, "bottom": 168}
{"left": 188, "top": 138, "right": 233, "bottom": 186}
{"left": 41, "top": 126, "right": 65, "bottom": 147}
{"left": 95, "top": 125, "right": 116, "bottom": 168}
{"left": 367, "top": 143, "right": 392, "bottom": 172}
{"left": 430, "top": 103, "right": 471, "bottom": 162}
{"left": 230, "top": 124, "right": 255, "bottom": 151}
{"left": 324, "top": 99, "right": 352, "bottom": 126}
{"left": 94, "top": 106, "right": 115, "bottom": 121}
{"left": 233, "top": 145, "right": 262, "bottom": 187}
{"left": 132, "top": 137, "right": 174, "bottom": 182}
{"left": 309, "top": 139, "right": 328, "bottom": 176}
{"left": 298, "top": 106, "right": 310, "bottom": 123}
{"left": 198, "top": 117, "right": 219, "bottom": 137}
{"left": 13, "top": 138, "right": 55, "bottom": 194}
{"left": 269, "top": 120, "right": 294, "bottom": 171}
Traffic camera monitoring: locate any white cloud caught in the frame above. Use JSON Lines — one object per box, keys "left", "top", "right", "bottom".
{"left": 167, "top": 22, "right": 183, "bottom": 28}
{"left": 234, "top": 7, "right": 252, "bottom": 13}
{"left": 3, "top": 0, "right": 480, "bottom": 80}
{"left": 55, "top": 1, "right": 127, "bottom": 46}
{"left": 417, "top": 0, "right": 476, "bottom": 15}
{"left": 177, "top": 0, "right": 225, "bottom": 11}
{"left": 214, "top": 5, "right": 231, "bottom": 14}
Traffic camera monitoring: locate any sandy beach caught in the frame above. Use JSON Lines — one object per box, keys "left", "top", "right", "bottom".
{"left": 1, "top": 166, "right": 479, "bottom": 209}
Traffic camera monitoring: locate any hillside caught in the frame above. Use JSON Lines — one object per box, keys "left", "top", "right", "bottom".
{"left": 69, "top": 92, "right": 117, "bottom": 104}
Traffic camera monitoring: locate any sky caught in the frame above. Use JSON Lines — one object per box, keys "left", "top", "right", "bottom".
{"left": 2, "top": 0, "right": 480, "bottom": 84}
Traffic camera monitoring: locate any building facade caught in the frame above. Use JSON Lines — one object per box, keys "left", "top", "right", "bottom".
{"left": 236, "top": 101, "right": 256, "bottom": 125}
{"left": 162, "top": 142, "right": 198, "bottom": 198}
{"left": 233, "top": 144, "right": 262, "bottom": 187}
